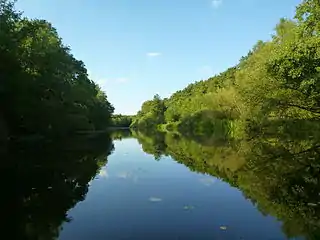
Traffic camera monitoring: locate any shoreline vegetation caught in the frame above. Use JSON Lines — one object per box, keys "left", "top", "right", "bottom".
{"left": 2, "top": 0, "right": 320, "bottom": 239}
{"left": 1, "top": 1, "right": 114, "bottom": 142}
{"left": 1, "top": 0, "right": 319, "bottom": 142}
{"left": 130, "top": 0, "right": 320, "bottom": 140}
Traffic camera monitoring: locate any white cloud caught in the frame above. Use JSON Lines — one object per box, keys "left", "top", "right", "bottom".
{"left": 117, "top": 170, "right": 139, "bottom": 183}
{"left": 115, "top": 77, "right": 129, "bottom": 83}
{"left": 199, "top": 177, "right": 216, "bottom": 186}
{"left": 212, "top": 0, "right": 223, "bottom": 8}
{"left": 146, "top": 52, "right": 162, "bottom": 57}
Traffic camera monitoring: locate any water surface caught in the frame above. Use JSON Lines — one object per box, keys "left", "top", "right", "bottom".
{"left": 4, "top": 126, "right": 320, "bottom": 240}
{"left": 59, "top": 135, "right": 287, "bottom": 240}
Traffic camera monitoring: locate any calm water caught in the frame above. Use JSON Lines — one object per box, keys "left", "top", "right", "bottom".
{"left": 4, "top": 126, "right": 320, "bottom": 240}
{"left": 59, "top": 138, "right": 285, "bottom": 240}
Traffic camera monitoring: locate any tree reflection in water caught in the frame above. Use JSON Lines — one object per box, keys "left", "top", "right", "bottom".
{"left": 131, "top": 120, "right": 320, "bottom": 240}
{"left": 1, "top": 133, "right": 114, "bottom": 240}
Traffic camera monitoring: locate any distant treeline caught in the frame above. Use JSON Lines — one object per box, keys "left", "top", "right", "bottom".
{"left": 0, "top": 1, "right": 114, "bottom": 140}
{"left": 131, "top": 0, "right": 320, "bottom": 138}
{"left": 111, "top": 114, "right": 134, "bottom": 128}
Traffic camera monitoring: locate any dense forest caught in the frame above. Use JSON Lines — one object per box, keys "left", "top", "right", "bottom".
{"left": 0, "top": 0, "right": 114, "bottom": 141}
{"left": 110, "top": 114, "right": 133, "bottom": 128}
{"left": 131, "top": 0, "right": 320, "bottom": 138}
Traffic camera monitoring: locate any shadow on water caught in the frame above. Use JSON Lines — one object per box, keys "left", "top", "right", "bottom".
{"left": 1, "top": 133, "right": 114, "bottom": 240}
{"left": 130, "top": 120, "right": 320, "bottom": 240}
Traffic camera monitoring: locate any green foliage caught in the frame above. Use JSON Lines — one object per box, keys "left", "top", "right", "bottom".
{"left": 133, "top": 117, "right": 320, "bottom": 239}
{"left": 0, "top": 0, "right": 114, "bottom": 138}
{"left": 111, "top": 114, "right": 133, "bottom": 128}
{"left": 133, "top": 0, "right": 320, "bottom": 138}
{"left": 132, "top": 129, "right": 167, "bottom": 160}
{"left": 131, "top": 94, "right": 166, "bottom": 129}
{"left": 295, "top": 0, "right": 320, "bottom": 36}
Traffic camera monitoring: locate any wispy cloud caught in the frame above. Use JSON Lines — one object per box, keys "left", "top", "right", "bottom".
{"left": 116, "top": 170, "right": 139, "bottom": 183}
{"left": 115, "top": 77, "right": 129, "bottom": 83}
{"left": 212, "top": 0, "right": 223, "bottom": 8}
{"left": 146, "top": 52, "right": 162, "bottom": 57}
{"left": 199, "top": 177, "right": 216, "bottom": 186}
{"left": 117, "top": 171, "right": 131, "bottom": 179}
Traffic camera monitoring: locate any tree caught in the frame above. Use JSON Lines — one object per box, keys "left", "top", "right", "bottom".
{"left": 132, "top": 0, "right": 320, "bottom": 139}
{"left": 0, "top": 0, "right": 114, "bottom": 138}
{"left": 295, "top": 0, "right": 320, "bottom": 36}
{"left": 130, "top": 95, "right": 166, "bottom": 129}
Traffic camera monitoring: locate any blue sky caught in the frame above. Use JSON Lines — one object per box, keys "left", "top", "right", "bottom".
{"left": 15, "top": 0, "right": 301, "bottom": 114}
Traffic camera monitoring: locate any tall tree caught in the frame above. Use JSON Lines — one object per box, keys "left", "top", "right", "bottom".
{"left": 0, "top": 0, "right": 114, "bottom": 138}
